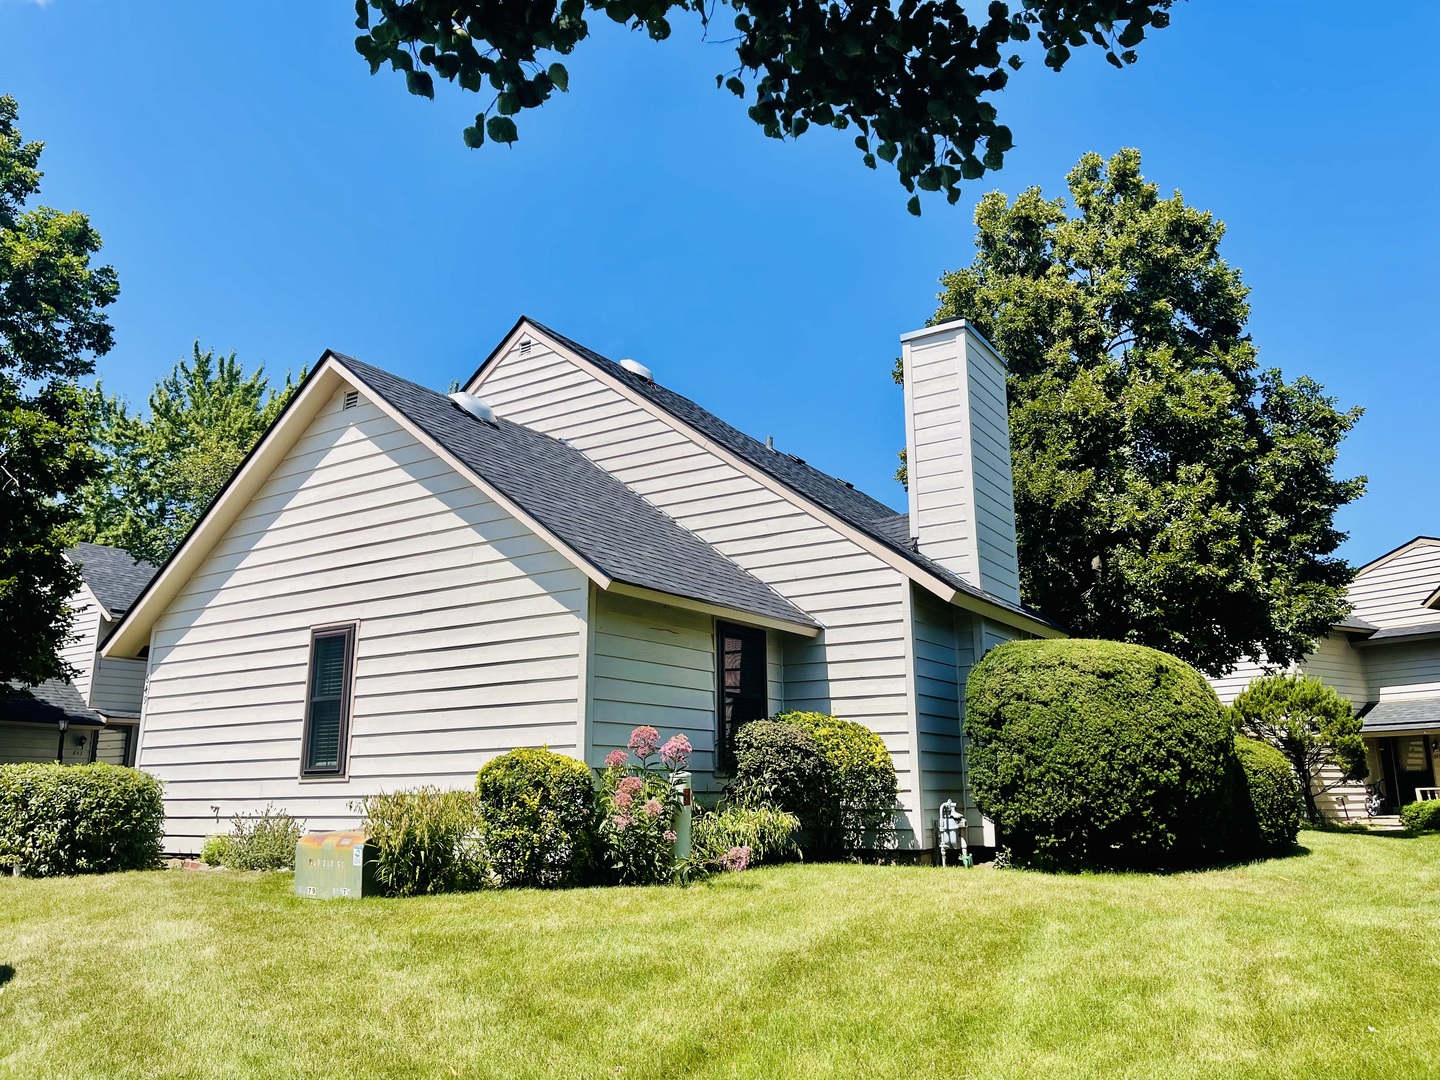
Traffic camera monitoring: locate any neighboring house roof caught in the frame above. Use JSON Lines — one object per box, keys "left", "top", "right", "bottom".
{"left": 332, "top": 353, "right": 820, "bottom": 633}
{"left": 0, "top": 680, "right": 105, "bottom": 728}
{"left": 1358, "top": 697, "right": 1440, "bottom": 734}
{"left": 471, "top": 319, "right": 1059, "bottom": 633}
{"left": 67, "top": 542, "right": 159, "bottom": 618}
{"left": 1334, "top": 615, "right": 1379, "bottom": 633}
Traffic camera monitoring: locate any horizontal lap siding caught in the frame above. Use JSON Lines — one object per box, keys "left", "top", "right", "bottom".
{"left": 1366, "top": 642, "right": 1440, "bottom": 702}
{"left": 89, "top": 654, "right": 145, "bottom": 717}
{"left": 1303, "top": 634, "right": 1368, "bottom": 705}
{"left": 965, "top": 354, "right": 1022, "bottom": 604}
{"left": 139, "top": 389, "right": 586, "bottom": 852}
{"left": 61, "top": 596, "right": 101, "bottom": 704}
{"left": 906, "top": 339, "right": 973, "bottom": 576}
{"left": 474, "top": 342, "right": 924, "bottom": 844}
{"left": 0, "top": 722, "right": 89, "bottom": 764}
{"left": 1349, "top": 541, "right": 1440, "bottom": 628}
{"left": 912, "top": 586, "right": 964, "bottom": 847}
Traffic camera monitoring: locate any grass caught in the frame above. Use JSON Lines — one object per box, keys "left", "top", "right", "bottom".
{"left": 2, "top": 830, "right": 1438, "bottom": 1079}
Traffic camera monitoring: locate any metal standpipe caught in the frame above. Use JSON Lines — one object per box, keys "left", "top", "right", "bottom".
{"left": 937, "top": 799, "right": 973, "bottom": 868}
{"left": 671, "top": 770, "right": 693, "bottom": 860}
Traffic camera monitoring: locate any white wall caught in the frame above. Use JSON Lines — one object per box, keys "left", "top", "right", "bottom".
{"left": 138, "top": 387, "right": 588, "bottom": 852}
{"left": 1364, "top": 642, "right": 1440, "bottom": 702}
{"left": 60, "top": 593, "right": 101, "bottom": 703}
{"left": 1350, "top": 539, "right": 1440, "bottom": 629}
{"left": 89, "top": 651, "right": 146, "bottom": 718}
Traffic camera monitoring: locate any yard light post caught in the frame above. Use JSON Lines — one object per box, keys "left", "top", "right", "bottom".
{"left": 55, "top": 716, "right": 68, "bottom": 763}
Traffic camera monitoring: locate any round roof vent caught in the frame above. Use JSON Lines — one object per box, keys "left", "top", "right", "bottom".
{"left": 618, "top": 358, "right": 653, "bottom": 383}
{"left": 448, "top": 392, "right": 497, "bottom": 425}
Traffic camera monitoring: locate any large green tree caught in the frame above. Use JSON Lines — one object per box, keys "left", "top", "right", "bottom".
{"left": 353, "top": 1, "right": 1175, "bottom": 214}
{"left": 917, "top": 149, "right": 1363, "bottom": 676}
{"left": 75, "top": 344, "right": 299, "bottom": 566}
{"left": 0, "top": 96, "right": 118, "bottom": 687}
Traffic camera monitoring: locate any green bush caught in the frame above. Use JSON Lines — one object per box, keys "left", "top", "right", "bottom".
{"left": 357, "top": 788, "right": 486, "bottom": 896}
{"left": 1228, "top": 736, "right": 1301, "bottom": 856}
{"left": 692, "top": 802, "right": 801, "bottom": 866}
{"left": 778, "top": 711, "right": 898, "bottom": 852}
{"left": 728, "top": 719, "right": 834, "bottom": 839}
{"left": 965, "top": 638, "right": 1233, "bottom": 871}
{"left": 1400, "top": 800, "right": 1440, "bottom": 833}
{"left": 0, "top": 762, "right": 164, "bottom": 876}
{"left": 475, "top": 747, "right": 598, "bottom": 888}
{"left": 203, "top": 805, "right": 306, "bottom": 870}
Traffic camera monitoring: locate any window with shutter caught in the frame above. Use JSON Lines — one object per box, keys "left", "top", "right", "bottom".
{"left": 301, "top": 625, "right": 356, "bottom": 777}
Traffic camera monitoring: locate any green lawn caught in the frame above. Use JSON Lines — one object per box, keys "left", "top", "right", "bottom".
{"left": 2, "top": 830, "right": 1438, "bottom": 1079}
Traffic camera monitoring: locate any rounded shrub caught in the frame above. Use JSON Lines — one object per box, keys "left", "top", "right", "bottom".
{"left": 1400, "top": 800, "right": 1440, "bottom": 833}
{"left": 728, "top": 719, "right": 834, "bottom": 837}
{"left": 1228, "top": 736, "right": 1301, "bottom": 856}
{"left": 0, "top": 762, "right": 164, "bottom": 876}
{"left": 475, "top": 747, "right": 598, "bottom": 888}
{"left": 965, "top": 638, "right": 1232, "bottom": 871}
{"left": 777, "top": 711, "right": 898, "bottom": 852}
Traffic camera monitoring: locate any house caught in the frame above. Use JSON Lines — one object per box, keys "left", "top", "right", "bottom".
{"left": 0, "top": 542, "right": 157, "bottom": 767}
{"left": 102, "top": 317, "right": 1061, "bottom": 854}
{"left": 1211, "top": 536, "right": 1440, "bottom": 817}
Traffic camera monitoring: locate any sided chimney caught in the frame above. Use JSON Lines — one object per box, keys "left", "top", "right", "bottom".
{"left": 900, "top": 319, "right": 1022, "bottom": 605}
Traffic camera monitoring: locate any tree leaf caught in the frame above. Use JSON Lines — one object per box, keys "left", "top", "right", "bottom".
{"left": 486, "top": 115, "right": 519, "bottom": 144}
{"left": 549, "top": 63, "right": 569, "bottom": 92}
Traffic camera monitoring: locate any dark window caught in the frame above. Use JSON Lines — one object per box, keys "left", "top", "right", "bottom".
{"left": 717, "top": 621, "right": 767, "bottom": 773}
{"left": 301, "top": 625, "right": 356, "bottom": 777}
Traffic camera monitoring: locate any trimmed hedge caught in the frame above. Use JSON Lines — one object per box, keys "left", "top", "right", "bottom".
{"left": 1229, "top": 736, "right": 1301, "bottom": 855}
{"left": 965, "top": 638, "right": 1232, "bottom": 871}
{"left": 1400, "top": 800, "right": 1440, "bottom": 833}
{"left": 778, "top": 711, "right": 898, "bottom": 852}
{"left": 0, "top": 763, "right": 165, "bottom": 876}
{"left": 475, "top": 747, "right": 598, "bottom": 888}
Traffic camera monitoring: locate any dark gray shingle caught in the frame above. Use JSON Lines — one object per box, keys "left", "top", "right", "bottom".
{"left": 1359, "top": 697, "right": 1440, "bottom": 734}
{"left": 67, "top": 543, "right": 159, "bottom": 616}
{"left": 0, "top": 680, "right": 105, "bottom": 727}
{"left": 332, "top": 354, "right": 818, "bottom": 631}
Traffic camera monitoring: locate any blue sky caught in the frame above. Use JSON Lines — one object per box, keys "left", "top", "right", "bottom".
{"left": 2, "top": 0, "right": 1436, "bottom": 564}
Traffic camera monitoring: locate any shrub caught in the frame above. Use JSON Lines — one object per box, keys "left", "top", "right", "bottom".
{"left": 1400, "top": 800, "right": 1440, "bottom": 833}
{"left": 356, "top": 788, "right": 486, "bottom": 896}
{"left": 475, "top": 747, "right": 598, "bottom": 888}
{"left": 777, "top": 711, "right": 898, "bottom": 852}
{"left": 728, "top": 719, "right": 834, "bottom": 838}
{"left": 692, "top": 802, "right": 801, "bottom": 867}
{"left": 204, "top": 805, "right": 306, "bottom": 870}
{"left": 1228, "top": 736, "right": 1301, "bottom": 856}
{"left": 965, "top": 638, "right": 1233, "bottom": 871}
{"left": 0, "top": 763, "right": 164, "bottom": 876}
{"left": 597, "top": 727, "right": 691, "bottom": 885}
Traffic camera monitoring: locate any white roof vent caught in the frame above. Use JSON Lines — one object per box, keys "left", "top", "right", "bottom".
{"left": 448, "top": 392, "right": 497, "bottom": 425}
{"left": 618, "top": 358, "right": 653, "bottom": 383}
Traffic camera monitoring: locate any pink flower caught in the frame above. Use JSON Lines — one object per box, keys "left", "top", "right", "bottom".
{"left": 642, "top": 798, "right": 663, "bottom": 819}
{"left": 660, "top": 734, "right": 692, "bottom": 769}
{"left": 604, "top": 749, "right": 629, "bottom": 769}
{"left": 618, "top": 776, "right": 643, "bottom": 796}
{"left": 611, "top": 813, "right": 631, "bottom": 831}
{"left": 614, "top": 790, "right": 633, "bottom": 810}
{"left": 719, "top": 845, "right": 752, "bottom": 872}
{"left": 628, "top": 725, "right": 660, "bottom": 758}
{"left": 664, "top": 830, "right": 678, "bottom": 844}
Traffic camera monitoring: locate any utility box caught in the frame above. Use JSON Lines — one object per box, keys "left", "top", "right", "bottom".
{"left": 294, "top": 830, "right": 378, "bottom": 899}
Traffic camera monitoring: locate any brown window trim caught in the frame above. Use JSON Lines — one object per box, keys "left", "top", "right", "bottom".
{"left": 716, "top": 620, "right": 767, "bottom": 775}
{"left": 299, "top": 623, "right": 357, "bottom": 779}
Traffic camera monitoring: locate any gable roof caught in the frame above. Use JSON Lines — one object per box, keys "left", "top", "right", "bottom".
{"left": 467, "top": 318, "right": 1060, "bottom": 633}
{"left": 328, "top": 354, "right": 818, "bottom": 633}
{"left": 0, "top": 679, "right": 105, "bottom": 728}
{"left": 66, "top": 543, "right": 159, "bottom": 618}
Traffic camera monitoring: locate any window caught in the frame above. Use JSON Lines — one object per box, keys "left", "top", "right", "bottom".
{"left": 717, "top": 622, "right": 767, "bottom": 773}
{"left": 301, "top": 625, "right": 356, "bottom": 777}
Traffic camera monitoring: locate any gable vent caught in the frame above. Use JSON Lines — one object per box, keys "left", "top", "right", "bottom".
{"left": 519, "top": 340, "right": 533, "bottom": 356}
{"left": 343, "top": 390, "right": 359, "bottom": 410}
{"left": 448, "top": 391, "right": 497, "bottom": 425}
{"left": 619, "top": 358, "right": 653, "bottom": 382}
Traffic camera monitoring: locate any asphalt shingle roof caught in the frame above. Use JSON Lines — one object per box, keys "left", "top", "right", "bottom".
{"left": 0, "top": 679, "right": 105, "bottom": 727}
{"left": 522, "top": 321, "right": 1059, "bottom": 630}
{"left": 1360, "top": 619, "right": 1440, "bottom": 642}
{"left": 67, "top": 542, "right": 159, "bottom": 617}
{"left": 1359, "top": 697, "right": 1440, "bottom": 734}
{"left": 332, "top": 354, "right": 818, "bottom": 631}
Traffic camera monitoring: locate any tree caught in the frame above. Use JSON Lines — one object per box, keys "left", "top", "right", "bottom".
{"left": 74, "top": 343, "right": 300, "bottom": 566}
{"left": 353, "top": 1, "right": 1176, "bottom": 214}
{"left": 911, "top": 148, "right": 1363, "bottom": 676}
{"left": 1230, "top": 673, "right": 1366, "bottom": 823}
{"left": 0, "top": 95, "right": 118, "bottom": 687}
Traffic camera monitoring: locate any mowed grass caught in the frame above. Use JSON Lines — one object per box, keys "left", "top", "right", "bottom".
{"left": 2, "top": 830, "right": 1438, "bottom": 1080}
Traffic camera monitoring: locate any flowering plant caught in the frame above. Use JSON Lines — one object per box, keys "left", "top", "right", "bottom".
{"left": 597, "top": 727, "right": 691, "bottom": 885}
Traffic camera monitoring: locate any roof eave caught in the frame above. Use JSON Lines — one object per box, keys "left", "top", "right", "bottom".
{"left": 606, "top": 581, "right": 821, "bottom": 638}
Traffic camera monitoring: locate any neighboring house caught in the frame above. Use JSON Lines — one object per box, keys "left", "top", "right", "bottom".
{"left": 103, "top": 317, "right": 1061, "bottom": 854}
{"left": 0, "top": 542, "right": 158, "bottom": 767}
{"left": 1211, "top": 536, "right": 1440, "bottom": 818}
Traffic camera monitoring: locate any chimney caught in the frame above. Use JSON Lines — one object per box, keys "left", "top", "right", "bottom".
{"left": 900, "top": 319, "right": 1021, "bottom": 605}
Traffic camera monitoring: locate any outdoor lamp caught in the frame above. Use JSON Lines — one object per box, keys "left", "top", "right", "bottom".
{"left": 56, "top": 716, "right": 69, "bottom": 761}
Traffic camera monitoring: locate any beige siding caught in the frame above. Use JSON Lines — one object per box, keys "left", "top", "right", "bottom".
{"left": 95, "top": 725, "right": 134, "bottom": 766}
{"left": 61, "top": 593, "right": 101, "bottom": 703}
{"left": 1210, "top": 656, "right": 1280, "bottom": 706}
{"left": 912, "top": 586, "right": 966, "bottom": 848}
{"left": 1365, "top": 642, "right": 1440, "bottom": 702}
{"left": 138, "top": 388, "right": 587, "bottom": 852}
{"left": 1303, "top": 634, "right": 1368, "bottom": 705}
{"left": 1349, "top": 539, "right": 1440, "bottom": 629}
{"left": 472, "top": 338, "right": 926, "bottom": 842}
{"left": 89, "top": 653, "right": 146, "bottom": 718}
{"left": 0, "top": 722, "right": 89, "bottom": 764}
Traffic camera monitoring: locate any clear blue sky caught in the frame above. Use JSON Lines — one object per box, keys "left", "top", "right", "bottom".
{"left": 2, "top": 1, "right": 1436, "bottom": 564}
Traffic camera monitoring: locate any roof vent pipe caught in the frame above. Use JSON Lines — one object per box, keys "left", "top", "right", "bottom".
{"left": 448, "top": 392, "right": 497, "bottom": 425}
{"left": 618, "top": 358, "right": 653, "bottom": 382}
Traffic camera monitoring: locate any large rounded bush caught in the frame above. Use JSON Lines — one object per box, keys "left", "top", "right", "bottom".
{"left": 777, "top": 711, "right": 898, "bottom": 852}
{"left": 0, "top": 763, "right": 164, "bottom": 876}
{"left": 475, "top": 747, "right": 598, "bottom": 888}
{"left": 729, "top": 719, "right": 834, "bottom": 836}
{"left": 1228, "top": 736, "right": 1300, "bottom": 856}
{"left": 965, "top": 638, "right": 1232, "bottom": 870}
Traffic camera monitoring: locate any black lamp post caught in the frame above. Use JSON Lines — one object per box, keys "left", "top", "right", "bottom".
{"left": 55, "top": 716, "right": 68, "bottom": 763}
